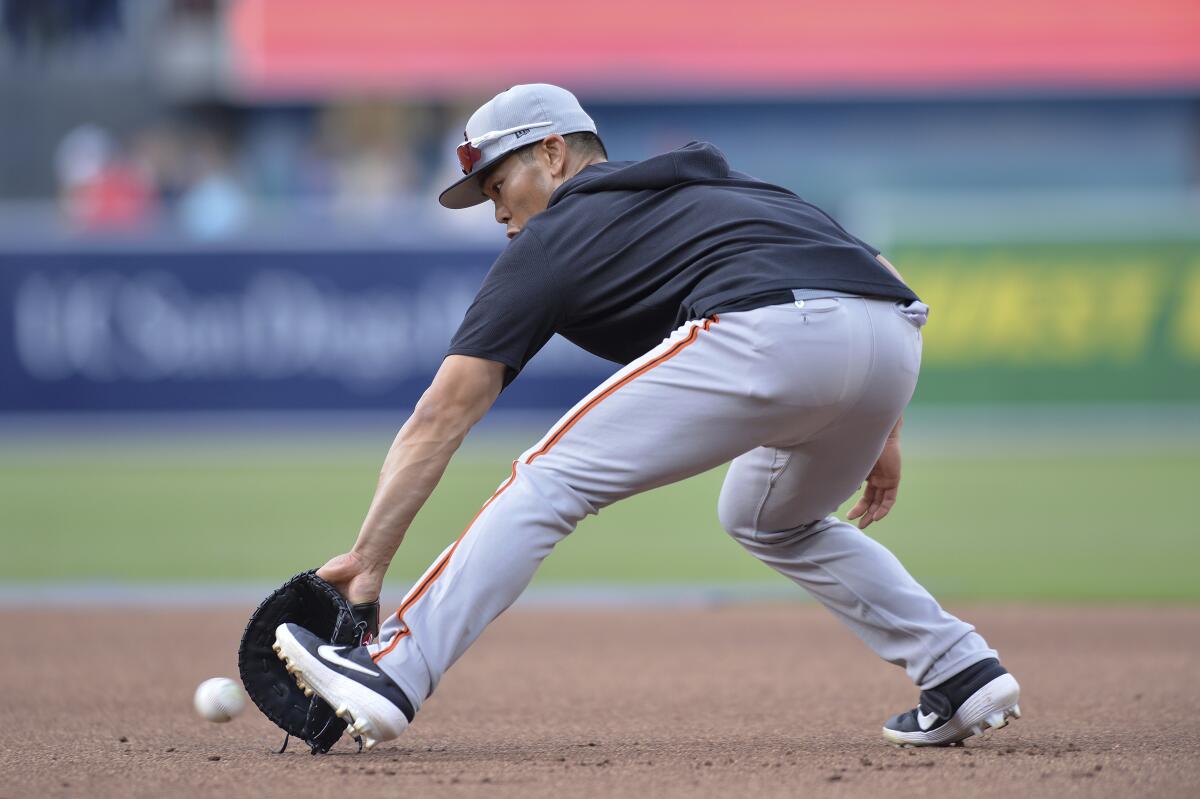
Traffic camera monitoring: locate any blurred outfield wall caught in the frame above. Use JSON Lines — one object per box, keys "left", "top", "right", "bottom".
{"left": 2, "top": 240, "right": 1196, "bottom": 413}
{"left": 898, "top": 241, "right": 1200, "bottom": 403}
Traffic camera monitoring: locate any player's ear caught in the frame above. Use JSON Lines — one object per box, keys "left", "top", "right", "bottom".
{"left": 539, "top": 134, "right": 567, "bottom": 178}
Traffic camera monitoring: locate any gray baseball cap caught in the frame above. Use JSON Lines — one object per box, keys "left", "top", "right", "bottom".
{"left": 439, "top": 84, "right": 597, "bottom": 210}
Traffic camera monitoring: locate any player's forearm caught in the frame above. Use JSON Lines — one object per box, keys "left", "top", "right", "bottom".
{"left": 349, "top": 405, "right": 480, "bottom": 568}
{"left": 346, "top": 356, "right": 504, "bottom": 572}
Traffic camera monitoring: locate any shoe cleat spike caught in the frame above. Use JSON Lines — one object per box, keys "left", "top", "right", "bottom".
{"left": 335, "top": 705, "right": 349, "bottom": 719}
{"left": 970, "top": 725, "right": 983, "bottom": 737}
{"left": 1011, "top": 704, "right": 1022, "bottom": 719}
{"left": 303, "top": 687, "right": 314, "bottom": 697}
{"left": 351, "top": 718, "right": 368, "bottom": 733}
{"left": 985, "top": 712, "right": 1006, "bottom": 730}
{"left": 362, "top": 737, "right": 377, "bottom": 751}
{"left": 272, "top": 643, "right": 282, "bottom": 654}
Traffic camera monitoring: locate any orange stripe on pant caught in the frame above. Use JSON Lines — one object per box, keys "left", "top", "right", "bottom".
{"left": 524, "top": 315, "right": 717, "bottom": 465}
{"left": 371, "top": 316, "right": 719, "bottom": 664}
{"left": 371, "top": 462, "right": 518, "bottom": 663}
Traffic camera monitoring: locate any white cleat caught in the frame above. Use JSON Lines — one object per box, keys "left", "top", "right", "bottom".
{"left": 882, "top": 659, "right": 1022, "bottom": 747}
{"left": 272, "top": 623, "right": 415, "bottom": 751}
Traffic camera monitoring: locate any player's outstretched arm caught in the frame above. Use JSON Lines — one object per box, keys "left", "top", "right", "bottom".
{"left": 318, "top": 355, "right": 506, "bottom": 603}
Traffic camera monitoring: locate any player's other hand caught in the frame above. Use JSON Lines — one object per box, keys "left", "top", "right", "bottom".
{"left": 848, "top": 437, "right": 901, "bottom": 530}
{"left": 316, "top": 551, "right": 388, "bottom": 605}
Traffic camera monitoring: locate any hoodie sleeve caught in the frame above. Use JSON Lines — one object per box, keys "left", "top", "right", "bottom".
{"left": 446, "top": 230, "right": 565, "bottom": 386}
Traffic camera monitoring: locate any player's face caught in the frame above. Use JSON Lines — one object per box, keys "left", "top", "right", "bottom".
{"left": 481, "top": 147, "right": 557, "bottom": 240}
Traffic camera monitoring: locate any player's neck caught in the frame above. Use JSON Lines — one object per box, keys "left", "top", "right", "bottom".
{"left": 564, "top": 156, "right": 607, "bottom": 182}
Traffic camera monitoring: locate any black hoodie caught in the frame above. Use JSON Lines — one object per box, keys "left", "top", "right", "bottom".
{"left": 448, "top": 142, "right": 918, "bottom": 383}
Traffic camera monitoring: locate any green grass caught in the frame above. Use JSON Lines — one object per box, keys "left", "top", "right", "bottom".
{"left": 1, "top": 437, "right": 1196, "bottom": 601}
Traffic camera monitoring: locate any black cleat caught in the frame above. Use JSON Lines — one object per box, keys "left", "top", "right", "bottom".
{"left": 273, "top": 623, "right": 415, "bottom": 750}
{"left": 882, "top": 658, "right": 1021, "bottom": 747}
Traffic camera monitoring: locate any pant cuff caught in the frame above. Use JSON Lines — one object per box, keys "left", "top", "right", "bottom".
{"left": 918, "top": 631, "right": 998, "bottom": 690}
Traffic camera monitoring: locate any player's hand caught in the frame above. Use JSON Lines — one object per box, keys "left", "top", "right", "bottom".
{"left": 848, "top": 437, "right": 901, "bottom": 530}
{"left": 316, "top": 551, "right": 388, "bottom": 605}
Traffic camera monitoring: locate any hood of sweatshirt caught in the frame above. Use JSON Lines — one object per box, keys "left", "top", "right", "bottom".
{"left": 547, "top": 141, "right": 731, "bottom": 208}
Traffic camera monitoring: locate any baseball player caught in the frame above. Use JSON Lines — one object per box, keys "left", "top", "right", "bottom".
{"left": 274, "top": 84, "right": 1021, "bottom": 750}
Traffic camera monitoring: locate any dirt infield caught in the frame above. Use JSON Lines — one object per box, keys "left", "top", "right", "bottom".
{"left": 3, "top": 604, "right": 1198, "bottom": 798}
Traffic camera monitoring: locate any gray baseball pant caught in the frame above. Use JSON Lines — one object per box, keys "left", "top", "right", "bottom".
{"left": 368, "top": 296, "right": 996, "bottom": 710}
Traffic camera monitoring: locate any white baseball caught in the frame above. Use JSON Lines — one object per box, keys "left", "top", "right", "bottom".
{"left": 193, "top": 677, "right": 246, "bottom": 723}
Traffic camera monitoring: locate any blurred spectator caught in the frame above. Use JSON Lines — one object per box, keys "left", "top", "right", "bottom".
{"left": 316, "top": 101, "right": 420, "bottom": 226}
{"left": 55, "top": 124, "right": 156, "bottom": 232}
{"left": 176, "top": 131, "right": 248, "bottom": 240}
{"left": 130, "top": 124, "right": 192, "bottom": 210}
{"left": 240, "top": 112, "right": 331, "bottom": 204}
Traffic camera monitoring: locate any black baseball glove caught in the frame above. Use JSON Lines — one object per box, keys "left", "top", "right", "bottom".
{"left": 237, "top": 570, "right": 380, "bottom": 754}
